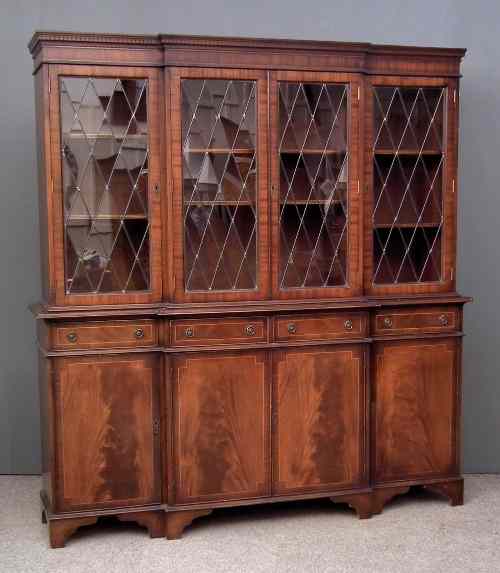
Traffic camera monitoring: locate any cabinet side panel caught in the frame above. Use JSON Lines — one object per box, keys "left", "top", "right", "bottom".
{"left": 34, "top": 66, "right": 55, "bottom": 303}
{"left": 54, "top": 355, "right": 160, "bottom": 511}
{"left": 374, "top": 339, "right": 458, "bottom": 483}
{"left": 273, "top": 346, "right": 364, "bottom": 494}
{"left": 39, "top": 351, "right": 55, "bottom": 510}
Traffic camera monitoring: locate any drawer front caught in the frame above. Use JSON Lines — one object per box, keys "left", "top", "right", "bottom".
{"left": 172, "top": 317, "right": 267, "bottom": 347}
{"left": 54, "top": 320, "right": 157, "bottom": 350}
{"left": 275, "top": 312, "right": 368, "bottom": 342}
{"left": 373, "top": 307, "right": 458, "bottom": 336}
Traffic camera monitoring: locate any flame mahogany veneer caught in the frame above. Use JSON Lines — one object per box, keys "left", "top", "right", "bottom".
{"left": 29, "top": 31, "right": 469, "bottom": 548}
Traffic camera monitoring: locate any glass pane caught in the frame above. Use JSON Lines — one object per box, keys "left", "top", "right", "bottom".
{"left": 182, "top": 79, "right": 257, "bottom": 291}
{"left": 372, "top": 85, "right": 445, "bottom": 284}
{"left": 278, "top": 82, "right": 349, "bottom": 289}
{"left": 60, "top": 76, "right": 150, "bottom": 294}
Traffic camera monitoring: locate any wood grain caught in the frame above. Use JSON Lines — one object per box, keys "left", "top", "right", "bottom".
{"left": 374, "top": 339, "right": 458, "bottom": 482}
{"left": 173, "top": 351, "right": 270, "bottom": 503}
{"left": 54, "top": 354, "right": 161, "bottom": 510}
{"left": 273, "top": 345, "right": 366, "bottom": 494}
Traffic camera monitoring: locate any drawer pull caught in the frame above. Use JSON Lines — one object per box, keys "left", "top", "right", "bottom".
{"left": 439, "top": 314, "right": 449, "bottom": 326}
{"left": 134, "top": 328, "right": 145, "bottom": 339}
{"left": 287, "top": 323, "right": 297, "bottom": 335}
{"left": 383, "top": 317, "right": 393, "bottom": 328}
{"left": 184, "top": 327, "right": 194, "bottom": 338}
{"left": 245, "top": 325, "right": 256, "bottom": 337}
{"left": 344, "top": 319, "right": 353, "bottom": 330}
{"left": 66, "top": 332, "right": 78, "bottom": 343}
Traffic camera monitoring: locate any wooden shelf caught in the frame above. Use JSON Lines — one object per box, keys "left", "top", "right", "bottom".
{"left": 374, "top": 148, "right": 443, "bottom": 156}
{"left": 280, "top": 149, "right": 346, "bottom": 155}
{"left": 281, "top": 199, "right": 344, "bottom": 205}
{"left": 66, "top": 214, "right": 148, "bottom": 223}
{"left": 185, "top": 200, "right": 253, "bottom": 207}
{"left": 183, "top": 148, "right": 255, "bottom": 155}
{"left": 373, "top": 222, "right": 441, "bottom": 229}
{"left": 64, "top": 132, "right": 147, "bottom": 141}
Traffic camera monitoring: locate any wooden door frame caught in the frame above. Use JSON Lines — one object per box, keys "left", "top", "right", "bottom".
{"left": 169, "top": 67, "right": 270, "bottom": 303}
{"left": 48, "top": 64, "right": 163, "bottom": 306}
{"left": 363, "top": 75, "right": 458, "bottom": 296}
{"left": 269, "top": 70, "right": 364, "bottom": 300}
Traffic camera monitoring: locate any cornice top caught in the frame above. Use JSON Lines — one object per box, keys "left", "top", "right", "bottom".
{"left": 28, "top": 30, "right": 466, "bottom": 59}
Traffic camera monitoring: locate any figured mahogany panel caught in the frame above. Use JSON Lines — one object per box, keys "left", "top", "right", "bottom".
{"left": 275, "top": 311, "right": 367, "bottom": 342}
{"left": 54, "top": 354, "right": 161, "bottom": 511}
{"left": 173, "top": 351, "right": 269, "bottom": 503}
{"left": 273, "top": 345, "right": 366, "bottom": 494}
{"left": 172, "top": 317, "right": 267, "bottom": 347}
{"left": 53, "top": 319, "right": 157, "bottom": 350}
{"left": 373, "top": 306, "right": 458, "bottom": 336}
{"left": 374, "top": 339, "right": 459, "bottom": 482}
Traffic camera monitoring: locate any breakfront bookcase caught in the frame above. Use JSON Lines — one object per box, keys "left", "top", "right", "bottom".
{"left": 29, "top": 31, "right": 471, "bottom": 548}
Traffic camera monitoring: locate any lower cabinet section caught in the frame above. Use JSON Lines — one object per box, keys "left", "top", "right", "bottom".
{"left": 272, "top": 345, "right": 367, "bottom": 494}
{"left": 373, "top": 338, "right": 460, "bottom": 483}
{"left": 53, "top": 354, "right": 161, "bottom": 511}
{"left": 171, "top": 351, "right": 270, "bottom": 503}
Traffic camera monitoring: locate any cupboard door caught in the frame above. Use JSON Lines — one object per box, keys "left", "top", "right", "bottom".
{"left": 172, "top": 351, "right": 270, "bottom": 503}
{"left": 50, "top": 65, "right": 162, "bottom": 306}
{"left": 273, "top": 345, "right": 367, "bottom": 494}
{"left": 54, "top": 354, "right": 161, "bottom": 511}
{"left": 171, "top": 68, "right": 269, "bottom": 302}
{"left": 270, "top": 71, "right": 362, "bottom": 299}
{"left": 374, "top": 339, "right": 460, "bottom": 482}
{"left": 365, "top": 77, "right": 457, "bottom": 294}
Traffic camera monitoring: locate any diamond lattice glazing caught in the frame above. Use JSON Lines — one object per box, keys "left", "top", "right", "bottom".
{"left": 60, "top": 76, "right": 150, "bottom": 293}
{"left": 372, "top": 86, "right": 445, "bottom": 284}
{"left": 278, "top": 82, "right": 349, "bottom": 289}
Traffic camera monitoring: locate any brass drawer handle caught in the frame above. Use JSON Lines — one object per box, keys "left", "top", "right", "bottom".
{"left": 344, "top": 319, "right": 353, "bottom": 330}
{"left": 66, "top": 332, "right": 78, "bottom": 343}
{"left": 287, "top": 323, "right": 297, "bottom": 335}
{"left": 439, "top": 314, "right": 449, "bottom": 326}
{"left": 134, "top": 328, "right": 145, "bottom": 339}
{"left": 383, "top": 317, "right": 393, "bottom": 328}
{"left": 245, "top": 325, "right": 256, "bottom": 337}
{"left": 184, "top": 327, "right": 194, "bottom": 338}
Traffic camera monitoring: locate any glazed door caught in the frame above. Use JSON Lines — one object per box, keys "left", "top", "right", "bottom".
{"left": 365, "top": 77, "right": 458, "bottom": 294}
{"left": 272, "top": 345, "right": 367, "bottom": 494}
{"left": 53, "top": 354, "right": 161, "bottom": 511}
{"left": 50, "top": 65, "right": 162, "bottom": 305}
{"left": 170, "top": 68, "right": 269, "bottom": 302}
{"left": 171, "top": 351, "right": 270, "bottom": 504}
{"left": 374, "top": 338, "right": 460, "bottom": 483}
{"left": 270, "top": 71, "right": 362, "bottom": 299}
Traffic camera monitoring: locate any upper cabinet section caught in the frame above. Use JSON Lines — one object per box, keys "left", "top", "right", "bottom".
{"left": 365, "top": 77, "right": 458, "bottom": 295}
{"left": 29, "top": 32, "right": 465, "bottom": 306}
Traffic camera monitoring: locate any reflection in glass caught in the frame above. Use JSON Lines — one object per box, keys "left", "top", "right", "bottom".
{"left": 278, "top": 82, "right": 349, "bottom": 289}
{"left": 182, "top": 79, "right": 257, "bottom": 291}
{"left": 372, "top": 86, "right": 445, "bottom": 284}
{"left": 60, "top": 77, "right": 150, "bottom": 293}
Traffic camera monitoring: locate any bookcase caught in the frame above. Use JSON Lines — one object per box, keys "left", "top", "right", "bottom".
{"left": 29, "top": 31, "right": 470, "bottom": 548}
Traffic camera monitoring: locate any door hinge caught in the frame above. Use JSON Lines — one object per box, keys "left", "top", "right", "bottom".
{"left": 357, "top": 179, "right": 360, "bottom": 194}
{"left": 451, "top": 268, "right": 454, "bottom": 281}
{"left": 357, "top": 85, "right": 361, "bottom": 101}
{"left": 48, "top": 75, "right": 51, "bottom": 94}
{"left": 153, "top": 418, "right": 160, "bottom": 435}
{"left": 453, "top": 89, "right": 456, "bottom": 104}
{"left": 452, "top": 179, "right": 455, "bottom": 193}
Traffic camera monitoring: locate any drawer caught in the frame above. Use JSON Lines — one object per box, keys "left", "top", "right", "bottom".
{"left": 373, "top": 307, "right": 458, "bottom": 336}
{"left": 172, "top": 317, "right": 267, "bottom": 347}
{"left": 53, "top": 320, "right": 158, "bottom": 350}
{"left": 275, "top": 312, "right": 368, "bottom": 342}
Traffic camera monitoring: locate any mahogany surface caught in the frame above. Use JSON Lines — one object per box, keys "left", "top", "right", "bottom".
{"left": 29, "top": 31, "right": 470, "bottom": 548}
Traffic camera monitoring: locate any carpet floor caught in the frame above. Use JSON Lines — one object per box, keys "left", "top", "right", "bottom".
{"left": 0, "top": 475, "right": 499, "bottom": 573}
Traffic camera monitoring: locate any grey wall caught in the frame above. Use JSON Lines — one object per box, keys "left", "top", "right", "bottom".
{"left": 0, "top": 0, "right": 498, "bottom": 474}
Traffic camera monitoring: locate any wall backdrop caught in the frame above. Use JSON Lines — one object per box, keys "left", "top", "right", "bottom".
{"left": 0, "top": 0, "right": 497, "bottom": 473}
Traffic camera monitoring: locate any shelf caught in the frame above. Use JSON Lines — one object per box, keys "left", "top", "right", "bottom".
{"left": 373, "top": 222, "right": 441, "bottom": 229}
{"left": 374, "top": 148, "right": 443, "bottom": 156}
{"left": 281, "top": 199, "right": 344, "bottom": 205}
{"left": 280, "top": 149, "right": 346, "bottom": 155}
{"left": 183, "top": 148, "right": 255, "bottom": 155}
{"left": 185, "top": 200, "right": 253, "bottom": 207}
{"left": 63, "top": 132, "right": 148, "bottom": 141}
{"left": 65, "top": 214, "right": 148, "bottom": 223}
